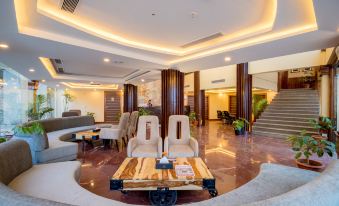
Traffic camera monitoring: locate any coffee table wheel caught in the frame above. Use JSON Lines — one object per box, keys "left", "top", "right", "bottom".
{"left": 149, "top": 189, "right": 177, "bottom": 206}
{"left": 208, "top": 189, "right": 218, "bottom": 197}
{"left": 121, "top": 190, "right": 128, "bottom": 195}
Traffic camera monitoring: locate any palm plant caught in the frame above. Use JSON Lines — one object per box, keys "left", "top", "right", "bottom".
{"left": 252, "top": 95, "right": 268, "bottom": 120}
{"left": 63, "top": 92, "right": 75, "bottom": 112}
{"left": 27, "top": 94, "right": 54, "bottom": 121}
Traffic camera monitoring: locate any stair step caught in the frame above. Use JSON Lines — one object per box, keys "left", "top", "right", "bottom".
{"left": 253, "top": 122, "right": 317, "bottom": 132}
{"left": 261, "top": 116, "right": 316, "bottom": 122}
{"left": 256, "top": 119, "right": 312, "bottom": 127}
{"left": 252, "top": 126, "right": 318, "bottom": 136}
{"left": 269, "top": 102, "right": 319, "bottom": 106}
{"left": 262, "top": 112, "right": 318, "bottom": 118}
{"left": 265, "top": 109, "right": 319, "bottom": 114}
{"left": 252, "top": 130, "right": 288, "bottom": 138}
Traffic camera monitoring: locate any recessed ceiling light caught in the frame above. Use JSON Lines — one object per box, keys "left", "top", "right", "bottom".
{"left": 103, "top": 58, "right": 110, "bottom": 63}
{"left": 56, "top": 84, "right": 60, "bottom": 87}
{"left": 90, "top": 81, "right": 94, "bottom": 84}
{"left": 141, "top": 79, "right": 145, "bottom": 82}
{"left": 113, "top": 60, "right": 123, "bottom": 64}
{"left": 41, "top": 79, "right": 46, "bottom": 83}
{"left": 0, "top": 44, "right": 9, "bottom": 49}
{"left": 224, "top": 57, "right": 231, "bottom": 62}
{"left": 28, "top": 68, "right": 35, "bottom": 72}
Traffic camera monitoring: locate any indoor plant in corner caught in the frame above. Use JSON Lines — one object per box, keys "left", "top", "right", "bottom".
{"left": 309, "top": 116, "right": 336, "bottom": 139}
{"left": 287, "top": 130, "right": 336, "bottom": 171}
{"left": 232, "top": 118, "right": 249, "bottom": 135}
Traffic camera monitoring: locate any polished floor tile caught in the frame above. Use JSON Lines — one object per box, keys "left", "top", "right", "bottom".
{"left": 78, "top": 121, "right": 334, "bottom": 205}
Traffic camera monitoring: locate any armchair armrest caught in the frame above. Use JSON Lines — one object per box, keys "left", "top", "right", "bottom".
{"left": 127, "top": 138, "right": 137, "bottom": 157}
{"left": 189, "top": 137, "right": 199, "bottom": 157}
{"left": 164, "top": 137, "right": 169, "bottom": 154}
{"left": 99, "top": 128, "right": 120, "bottom": 140}
{"left": 157, "top": 137, "right": 163, "bottom": 158}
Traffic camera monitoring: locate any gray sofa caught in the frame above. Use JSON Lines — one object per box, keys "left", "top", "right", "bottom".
{"left": 0, "top": 140, "right": 339, "bottom": 206}
{"left": 13, "top": 116, "right": 110, "bottom": 164}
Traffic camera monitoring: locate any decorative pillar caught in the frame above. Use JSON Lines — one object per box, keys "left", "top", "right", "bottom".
{"left": 193, "top": 71, "right": 205, "bottom": 126}
{"left": 320, "top": 67, "right": 330, "bottom": 117}
{"left": 236, "top": 63, "right": 252, "bottom": 131}
{"left": 123, "top": 84, "right": 138, "bottom": 113}
{"left": 329, "top": 66, "right": 336, "bottom": 143}
{"left": 161, "top": 69, "right": 184, "bottom": 138}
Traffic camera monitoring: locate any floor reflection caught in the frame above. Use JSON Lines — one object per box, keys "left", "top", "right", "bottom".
{"left": 78, "top": 120, "right": 330, "bottom": 205}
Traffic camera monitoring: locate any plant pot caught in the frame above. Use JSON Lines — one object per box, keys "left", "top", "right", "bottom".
{"left": 234, "top": 128, "right": 245, "bottom": 136}
{"left": 295, "top": 159, "right": 324, "bottom": 171}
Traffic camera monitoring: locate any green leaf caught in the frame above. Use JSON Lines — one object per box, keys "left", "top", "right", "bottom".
{"left": 295, "top": 152, "right": 302, "bottom": 159}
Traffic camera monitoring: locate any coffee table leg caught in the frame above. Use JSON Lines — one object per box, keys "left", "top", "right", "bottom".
{"left": 149, "top": 188, "right": 177, "bottom": 206}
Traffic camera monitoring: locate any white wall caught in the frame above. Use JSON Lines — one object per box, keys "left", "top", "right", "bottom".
{"left": 253, "top": 72, "right": 278, "bottom": 91}
{"left": 248, "top": 50, "right": 324, "bottom": 74}
{"left": 208, "top": 93, "right": 229, "bottom": 119}
{"left": 200, "top": 65, "right": 236, "bottom": 90}
{"left": 184, "top": 73, "right": 194, "bottom": 92}
{"left": 68, "top": 90, "right": 105, "bottom": 122}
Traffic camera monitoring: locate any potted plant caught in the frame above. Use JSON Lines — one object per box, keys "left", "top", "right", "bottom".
{"left": 309, "top": 117, "right": 336, "bottom": 139}
{"left": 287, "top": 130, "right": 336, "bottom": 171}
{"left": 252, "top": 95, "right": 268, "bottom": 121}
{"left": 63, "top": 91, "right": 75, "bottom": 112}
{"left": 0, "top": 137, "right": 6, "bottom": 144}
{"left": 232, "top": 118, "right": 249, "bottom": 135}
{"left": 138, "top": 108, "right": 151, "bottom": 116}
{"left": 189, "top": 112, "right": 198, "bottom": 126}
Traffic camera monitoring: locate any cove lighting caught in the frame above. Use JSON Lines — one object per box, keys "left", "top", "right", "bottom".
{"left": 141, "top": 79, "right": 145, "bottom": 82}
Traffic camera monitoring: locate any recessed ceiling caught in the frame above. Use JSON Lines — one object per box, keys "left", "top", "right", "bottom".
{"left": 0, "top": 0, "right": 338, "bottom": 89}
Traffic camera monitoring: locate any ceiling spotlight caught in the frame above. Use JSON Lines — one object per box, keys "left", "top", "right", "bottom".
{"left": 56, "top": 84, "right": 60, "bottom": 87}
{"left": 41, "top": 79, "right": 46, "bottom": 83}
{"left": 90, "top": 81, "right": 94, "bottom": 84}
{"left": 141, "top": 79, "right": 145, "bottom": 82}
{"left": 0, "top": 44, "right": 9, "bottom": 49}
{"left": 224, "top": 57, "right": 231, "bottom": 62}
{"left": 103, "top": 58, "right": 110, "bottom": 63}
{"left": 28, "top": 68, "right": 35, "bottom": 72}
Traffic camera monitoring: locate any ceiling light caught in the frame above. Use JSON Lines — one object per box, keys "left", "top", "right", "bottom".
{"left": 224, "top": 57, "right": 231, "bottom": 62}
{"left": 103, "top": 58, "right": 110, "bottom": 63}
{"left": 56, "top": 84, "right": 60, "bottom": 87}
{"left": 41, "top": 79, "right": 46, "bottom": 83}
{"left": 0, "top": 44, "right": 9, "bottom": 49}
{"left": 90, "top": 81, "right": 94, "bottom": 84}
{"left": 28, "top": 68, "right": 35, "bottom": 72}
{"left": 141, "top": 79, "right": 145, "bottom": 82}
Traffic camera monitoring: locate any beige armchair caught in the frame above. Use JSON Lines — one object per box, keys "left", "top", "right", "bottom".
{"left": 127, "top": 115, "right": 162, "bottom": 158}
{"left": 100, "top": 112, "right": 130, "bottom": 151}
{"left": 164, "top": 115, "right": 199, "bottom": 158}
{"left": 127, "top": 111, "right": 139, "bottom": 140}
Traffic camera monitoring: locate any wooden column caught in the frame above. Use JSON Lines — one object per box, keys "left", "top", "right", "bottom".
{"left": 161, "top": 69, "right": 184, "bottom": 138}
{"left": 194, "top": 71, "right": 205, "bottom": 126}
{"left": 236, "top": 63, "right": 252, "bottom": 131}
{"left": 329, "top": 66, "right": 336, "bottom": 143}
{"left": 123, "top": 84, "right": 138, "bottom": 113}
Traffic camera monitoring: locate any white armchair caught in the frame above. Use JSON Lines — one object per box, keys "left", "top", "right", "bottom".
{"left": 164, "top": 115, "right": 199, "bottom": 158}
{"left": 127, "top": 115, "right": 162, "bottom": 158}
{"left": 127, "top": 111, "right": 139, "bottom": 140}
{"left": 100, "top": 112, "right": 130, "bottom": 151}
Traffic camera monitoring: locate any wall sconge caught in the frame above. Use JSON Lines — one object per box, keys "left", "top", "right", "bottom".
{"left": 111, "top": 97, "right": 115, "bottom": 102}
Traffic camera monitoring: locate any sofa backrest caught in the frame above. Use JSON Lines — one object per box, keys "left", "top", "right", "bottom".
{"left": 0, "top": 140, "right": 32, "bottom": 185}
{"left": 29, "top": 116, "right": 95, "bottom": 133}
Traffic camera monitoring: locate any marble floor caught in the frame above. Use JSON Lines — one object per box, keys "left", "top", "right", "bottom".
{"left": 78, "top": 120, "right": 332, "bottom": 205}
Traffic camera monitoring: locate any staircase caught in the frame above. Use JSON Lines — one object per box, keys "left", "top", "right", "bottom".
{"left": 252, "top": 88, "right": 319, "bottom": 138}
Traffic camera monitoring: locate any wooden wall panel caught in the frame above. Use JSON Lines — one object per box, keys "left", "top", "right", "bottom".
{"left": 123, "top": 84, "right": 138, "bottom": 113}
{"left": 104, "top": 91, "right": 121, "bottom": 124}
{"left": 161, "top": 69, "right": 184, "bottom": 138}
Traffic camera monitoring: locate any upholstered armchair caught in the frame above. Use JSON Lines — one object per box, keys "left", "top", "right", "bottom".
{"left": 100, "top": 112, "right": 130, "bottom": 151}
{"left": 164, "top": 115, "right": 199, "bottom": 158}
{"left": 127, "top": 115, "right": 162, "bottom": 158}
{"left": 127, "top": 111, "right": 139, "bottom": 140}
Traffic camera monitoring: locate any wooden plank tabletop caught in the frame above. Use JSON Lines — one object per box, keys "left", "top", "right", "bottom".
{"left": 112, "top": 157, "right": 214, "bottom": 191}
{"left": 74, "top": 130, "right": 99, "bottom": 140}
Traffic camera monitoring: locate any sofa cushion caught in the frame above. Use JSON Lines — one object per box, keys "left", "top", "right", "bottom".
{"left": 13, "top": 133, "right": 49, "bottom": 152}
{"left": 9, "top": 161, "right": 127, "bottom": 206}
{"left": 0, "top": 140, "right": 33, "bottom": 185}
{"left": 132, "top": 144, "right": 158, "bottom": 158}
{"left": 36, "top": 141, "right": 78, "bottom": 163}
{"left": 0, "top": 183, "right": 71, "bottom": 206}
{"left": 168, "top": 144, "right": 194, "bottom": 158}
{"left": 189, "top": 163, "right": 320, "bottom": 206}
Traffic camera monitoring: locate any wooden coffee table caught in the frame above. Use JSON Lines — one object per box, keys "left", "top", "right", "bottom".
{"left": 73, "top": 130, "right": 100, "bottom": 153}
{"left": 110, "top": 157, "right": 217, "bottom": 205}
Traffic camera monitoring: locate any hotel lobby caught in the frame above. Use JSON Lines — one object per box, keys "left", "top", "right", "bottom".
{"left": 0, "top": 0, "right": 339, "bottom": 205}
